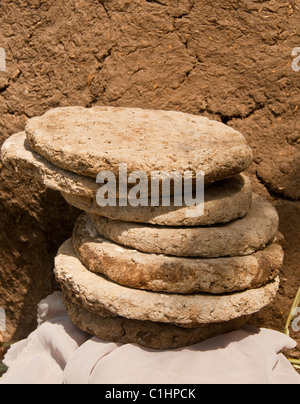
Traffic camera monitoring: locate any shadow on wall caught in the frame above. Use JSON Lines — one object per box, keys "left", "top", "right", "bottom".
{"left": 0, "top": 167, "right": 80, "bottom": 341}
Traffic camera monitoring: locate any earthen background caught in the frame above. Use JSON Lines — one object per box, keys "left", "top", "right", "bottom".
{"left": 0, "top": 0, "right": 299, "bottom": 365}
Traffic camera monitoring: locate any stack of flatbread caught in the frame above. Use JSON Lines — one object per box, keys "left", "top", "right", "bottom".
{"left": 1, "top": 106, "right": 283, "bottom": 349}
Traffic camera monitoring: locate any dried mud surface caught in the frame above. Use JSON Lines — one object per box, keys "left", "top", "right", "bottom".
{"left": 0, "top": 0, "right": 299, "bottom": 369}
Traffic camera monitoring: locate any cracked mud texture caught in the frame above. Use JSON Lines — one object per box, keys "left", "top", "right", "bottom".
{"left": 0, "top": 0, "right": 299, "bottom": 361}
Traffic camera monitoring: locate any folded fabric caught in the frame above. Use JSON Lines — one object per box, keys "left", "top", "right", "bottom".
{"left": 1, "top": 292, "right": 299, "bottom": 385}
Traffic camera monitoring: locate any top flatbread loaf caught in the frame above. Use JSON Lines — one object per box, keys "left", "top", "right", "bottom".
{"left": 25, "top": 106, "right": 253, "bottom": 182}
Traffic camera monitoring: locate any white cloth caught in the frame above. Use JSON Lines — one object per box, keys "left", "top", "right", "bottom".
{"left": 1, "top": 292, "right": 300, "bottom": 385}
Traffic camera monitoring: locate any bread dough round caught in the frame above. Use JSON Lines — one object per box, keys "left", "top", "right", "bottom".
{"left": 91, "top": 194, "right": 279, "bottom": 258}
{"left": 63, "top": 173, "right": 253, "bottom": 226}
{"left": 25, "top": 106, "right": 253, "bottom": 183}
{"left": 54, "top": 239, "right": 280, "bottom": 327}
{"left": 73, "top": 213, "right": 283, "bottom": 294}
{"left": 63, "top": 293, "right": 250, "bottom": 350}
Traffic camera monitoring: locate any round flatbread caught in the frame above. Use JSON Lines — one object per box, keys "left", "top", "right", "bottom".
{"left": 2, "top": 133, "right": 252, "bottom": 221}
{"left": 63, "top": 293, "right": 250, "bottom": 350}
{"left": 1, "top": 133, "right": 169, "bottom": 198}
{"left": 63, "top": 173, "right": 253, "bottom": 226}
{"left": 91, "top": 194, "right": 279, "bottom": 258}
{"left": 73, "top": 213, "right": 283, "bottom": 294}
{"left": 1, "top": 132, "right": 98, "bottom": 198}
{"left": 54, "top": 239, "right": 280, "bottom": 327}
{"left": 25, "top": 106, "right": 253, "bottom": 183}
